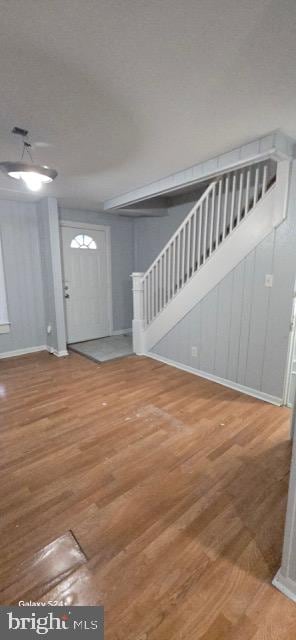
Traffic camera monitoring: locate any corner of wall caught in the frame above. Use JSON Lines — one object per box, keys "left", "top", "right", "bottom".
{"left": 37, "top": 196, "right": 67, "bottom": 354}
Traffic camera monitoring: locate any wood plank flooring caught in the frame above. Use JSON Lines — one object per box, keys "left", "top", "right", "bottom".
{"left": 0, "top": 531, "right": 86, "bottom": 604}
{"left": 0, "top": 351, "right": 295, "bottom": 638}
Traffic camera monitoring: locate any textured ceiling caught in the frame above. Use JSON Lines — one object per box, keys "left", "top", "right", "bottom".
{"left": 0, "top": 0, "right": 296, "bottom": 210}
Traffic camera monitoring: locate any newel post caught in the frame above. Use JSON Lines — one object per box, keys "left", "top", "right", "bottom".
{"left": 131, "top": 272, "right": 145, "bottom": 355}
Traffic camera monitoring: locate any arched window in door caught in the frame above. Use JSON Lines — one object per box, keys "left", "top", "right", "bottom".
{"left": 70, "top": 234, "right": 97, "bottom": 249}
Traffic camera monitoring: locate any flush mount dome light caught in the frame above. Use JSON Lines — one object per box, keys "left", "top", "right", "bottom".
{"left": 0, "top": 127, "right": 57, "bottom": 192}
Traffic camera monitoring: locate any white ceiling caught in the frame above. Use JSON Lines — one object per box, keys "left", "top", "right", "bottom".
{"left": 0, "top": 0, "right": 296, "bottom": 211}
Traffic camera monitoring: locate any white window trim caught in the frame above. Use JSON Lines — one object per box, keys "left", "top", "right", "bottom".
{"left": 0, "top": 231, "right": 9, "bottom": 333}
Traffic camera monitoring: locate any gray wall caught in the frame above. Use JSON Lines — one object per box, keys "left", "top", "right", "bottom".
{"left": 0, "top": 199, "right": 46, "bottom": 354}
{"left": 133, "top": 185, "right": 205, "bottom": 273}
{"left": 59, "top": 208, "right": 134, "bottom": 331}
{"left": 134, "top": 199, "right": 198, "bottom": 272}
{"left": 152, "top": 161, "right": 296, "bottom": 402}
{"left": 0, "top": 199, "right": 134, "bottom": 356}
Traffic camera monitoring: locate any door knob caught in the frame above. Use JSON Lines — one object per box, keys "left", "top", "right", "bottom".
{"left": 64, "top": 293, "right": 70, "bottom": 299}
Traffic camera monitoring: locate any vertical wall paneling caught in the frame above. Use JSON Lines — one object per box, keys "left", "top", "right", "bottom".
{"left": 244, "top": 233, "right": 274, "bottom": 390}
{"left": 200, "top": 287, "right": 218, "bottom": 373}
{"left": 152, "top": 157, "right": 296, "bottom": 402}
{"left": 0, "top": 200, "right": 46, "bottom": 354}
{"left": 214, "top": 272, "right": 233, "bottom": 379}
{"left": 227, "top": 260, "right": 245, "bottom": 382}
{"left": 130, "top": 157, "right": 294, "bottom": 404}
{"left": 261, "top": 162, "right": 296, "bottom": 396}
{"left": 236, "top": 251, "right": 256, "bottom": 385}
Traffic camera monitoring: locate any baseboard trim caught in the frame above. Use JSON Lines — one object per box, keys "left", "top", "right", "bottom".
{"left": 46, "top": 347, "right": 69, "bottom": 357}
{"left": 0, "top": 345, "right": 48, "bottom": 359}
{"left": 112, "top": 328, "right": 132, "bottom": 336}
{"left": 0, "top": 345, "right": 69, "bottom": 360}
{"left": 147, "top": 352, "right": 282, "bottom": 406}
{"left": 273, "top": 570, "right": 296, "bottom": 603}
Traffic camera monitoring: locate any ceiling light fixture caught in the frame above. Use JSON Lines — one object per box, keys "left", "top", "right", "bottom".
{"left": 0, "top": 127, "right": 57, "bottom": 192}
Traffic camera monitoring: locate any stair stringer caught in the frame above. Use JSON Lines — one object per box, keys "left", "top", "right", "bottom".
{"left": 143, "top": 183, "right": 283, "bottom": 353}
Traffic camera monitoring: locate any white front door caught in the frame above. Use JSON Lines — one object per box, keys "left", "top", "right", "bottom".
{"left": 61, "top": 225, "right": 111, "bottom": 344}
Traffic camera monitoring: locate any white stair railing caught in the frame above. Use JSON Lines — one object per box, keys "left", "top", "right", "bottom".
{"left": 133, "top": 161, "right": 276, "bottom": 336}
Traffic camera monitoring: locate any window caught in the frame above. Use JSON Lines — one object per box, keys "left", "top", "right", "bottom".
{"left": 0, "top": 234, "right": 9, "bottom": 333}
{"left": 70, "top": 234, "right": 97, "bottom": 249}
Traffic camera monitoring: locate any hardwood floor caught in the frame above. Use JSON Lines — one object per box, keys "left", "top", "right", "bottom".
{"left": 0, "top": 351, "right": 295, "bottom": 638}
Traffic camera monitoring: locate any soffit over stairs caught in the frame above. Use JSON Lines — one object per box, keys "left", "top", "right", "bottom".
{"left": 104, "top": 130, "right": 295, "bottom": 215}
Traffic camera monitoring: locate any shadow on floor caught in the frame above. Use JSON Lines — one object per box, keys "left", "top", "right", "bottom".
{"left": 185, "top": 438, "right": 292, "bottom": 579}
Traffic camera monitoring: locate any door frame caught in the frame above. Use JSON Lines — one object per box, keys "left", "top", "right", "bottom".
{"left": 60, "top": 221, "right": 113, "bottom": 341}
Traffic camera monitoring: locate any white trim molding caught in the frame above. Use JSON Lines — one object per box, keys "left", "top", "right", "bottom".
{"left": 112, "top": 328, "right": 132, "bottom": 336}
{"left": 104, "top": 130, "right": 295, "bottom": 211}
{"left": 47, "top": 346, "right": 69, "bottom": 357}
{"left": 0, "top": 323, "right": 10, "bottom": 334}
{"left": 0, "top": 345, "right": 69, "bottom": 360}
{"left": 273, "top": 401, "right": 296, "bottom": 601}
{"left": 147, "top": 352, "right": 282, "bottom": 406}
{"left": 131, "top": 272, "right": 145, "bottom": 355}
{"left": 273, "top": 570, "right": 296, "bottom": 603}
{"left": 0, "top": 345, "right": 48, "bottom": 359}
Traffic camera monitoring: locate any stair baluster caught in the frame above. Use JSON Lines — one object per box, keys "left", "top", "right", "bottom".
{"left": 140, "top": 161, "right": 276, "bottom": 329}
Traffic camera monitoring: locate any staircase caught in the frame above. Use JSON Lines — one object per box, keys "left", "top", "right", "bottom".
{"left": 132, "top": 159, "right": 290, "bottom": 355}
